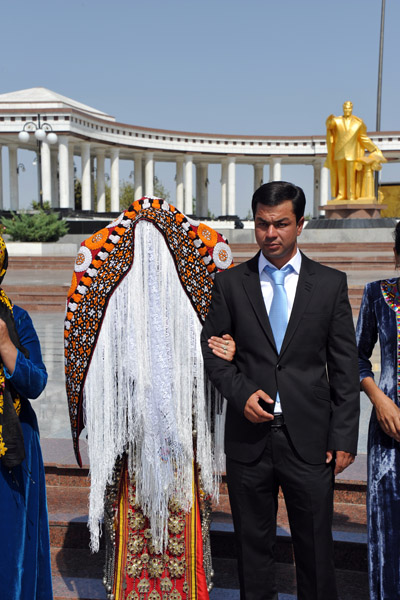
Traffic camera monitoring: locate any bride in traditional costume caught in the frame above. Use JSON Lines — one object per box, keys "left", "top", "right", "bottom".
{"left": 64, "top": 198, "right": 234, "bottom": 600}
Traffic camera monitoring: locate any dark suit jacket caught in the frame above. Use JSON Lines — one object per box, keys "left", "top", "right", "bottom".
{"left": 201, "top": 251, "right": 360, "bottom": 465}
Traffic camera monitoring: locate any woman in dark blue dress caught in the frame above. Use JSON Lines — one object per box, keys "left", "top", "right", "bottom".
{"left": 356, "top": 222, "right": 400, "bottom": 600}
{"left": 0, "top": 238, "right": 53, "bottom": 600}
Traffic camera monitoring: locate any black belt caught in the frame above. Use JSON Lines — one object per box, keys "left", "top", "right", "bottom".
{"left": 271, "top": 414, "right": 285, "bottom": 428}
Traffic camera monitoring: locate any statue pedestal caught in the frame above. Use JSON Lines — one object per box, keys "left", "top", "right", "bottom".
{"left": 320, "top": 202, "right": 387, "bottom": 219}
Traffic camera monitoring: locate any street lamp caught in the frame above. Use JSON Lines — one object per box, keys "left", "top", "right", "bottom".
{"left": 18, "top": 114, "right": 58, "bottom": 207}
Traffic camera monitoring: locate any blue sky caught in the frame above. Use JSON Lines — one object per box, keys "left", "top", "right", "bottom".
{"left": 1, "top": 0, "right": 399, "bottom": 217}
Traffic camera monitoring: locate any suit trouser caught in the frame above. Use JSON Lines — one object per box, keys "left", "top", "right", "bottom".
{"left": 226, "top": 424, "right": 337, "bottom": 600}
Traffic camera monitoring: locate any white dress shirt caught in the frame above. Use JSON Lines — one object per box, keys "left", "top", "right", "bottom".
{"left": 258, "top": 249, "right": 302, "bottom": 414}
{"left": 258, "top": 249, "right": 302, "bottom": 319}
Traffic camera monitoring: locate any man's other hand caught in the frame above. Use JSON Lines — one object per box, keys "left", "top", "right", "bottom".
{"left": 244, "top": 390, "right": 274, "bottom": 423}
{"left": 326, "top": 450, "right": 355, "bottom": 476}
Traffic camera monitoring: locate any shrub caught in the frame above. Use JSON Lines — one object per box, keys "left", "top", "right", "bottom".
{"left": 1, "top": 209, "right": 69, "bottom": 242}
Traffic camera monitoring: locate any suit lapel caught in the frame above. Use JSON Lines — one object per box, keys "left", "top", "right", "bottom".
{"left": 242, "top": 253, "right": 277, "bottom": 351}
{"left": 280, "top": 252, "right": 316, "bottom": 356}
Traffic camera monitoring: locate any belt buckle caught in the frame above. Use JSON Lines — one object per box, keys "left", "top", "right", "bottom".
{"left": 271, "top": 414, "right": 285, "bottom": 429}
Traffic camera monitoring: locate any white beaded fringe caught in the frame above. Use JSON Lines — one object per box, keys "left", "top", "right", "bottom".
{"left": 84, "top": 220, "right": 225, "bottom": 552}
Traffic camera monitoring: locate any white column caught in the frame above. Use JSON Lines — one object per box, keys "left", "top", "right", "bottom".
{"left": 81, "top": 142, "right": 91, "bottom": 211}
{"left": 313, "top": 161, "right": 322, "bottom": 218}
{"left": 134, "top": 152, "right": 143, "bottom": 200}
{"left": 68, "top": 144, "right": 75, "bottom": 210}
{"left": 184, "top": 155, "right": 193, "bottom": 214}
{"left": 176, "top": 157, "right": 184, "bottom": 211}
{"left": 254, "top": 164, "right": 264, "bottom": 191}
{"left": 41, "top": 141, "right": 52, "bottom": 206}
{"left": 227, "top": 156, "right": 236, "bottom": 215}
{"left": 58, "top": 136, "right": 70, "bottom": 209}
{"left": 221, "top": 159, "right": 228, "bottom": 216}
{"left": 141, "top": 163, "right": 146, "bottom": 195}
{"left": 270, "top": 157, "right": 282, "bottom": 181}
{"left": 8, "top": 144, "right": 18, "bottom": 211}
{"left": 51, "top": 149, "right": 59, "bottom": 208}
{"left": 196, "top": 163, "right": 208, "bottom": 217}
{"left": 203, "top": 164, "right": 209, "bottom": 217}
{"left": 144, "top": 152, "right": 154, "bottom": 197}
{"left": 110, "top": 148, "right": 120, "bottom": 212}
{"left": 195, "top": 164, "right": 201, "bottom": 217}
{"left": 96, "top": 149, "right": 106, "bottom": 212}
{"left": 91, "top": 157, "right": 97, "bottom": 209}
{"left": 320, "top": 166, "right": 330, "bottom": 212}
{"left": 0, "top": 146, "right": 3, "bottom": 210}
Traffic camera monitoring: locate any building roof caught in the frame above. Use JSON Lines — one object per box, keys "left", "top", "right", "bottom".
{"left": 0, "top": 87, "right": 115, "bottom": 122}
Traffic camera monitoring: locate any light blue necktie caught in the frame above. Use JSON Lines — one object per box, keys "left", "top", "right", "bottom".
{"left": 265, "top": 264, "right": 293, "bottom": 413}
{"left": 267, "top": 264, "right": 293, "bottom": 352}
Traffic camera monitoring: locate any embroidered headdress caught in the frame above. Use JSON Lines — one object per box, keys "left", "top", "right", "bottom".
{"left": 65, "top": 198, "right": 233, "bottom": 552}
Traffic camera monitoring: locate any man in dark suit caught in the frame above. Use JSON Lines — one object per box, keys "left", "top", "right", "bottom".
{"left": 201, "top": 181, "right": 360, "bottom": 600}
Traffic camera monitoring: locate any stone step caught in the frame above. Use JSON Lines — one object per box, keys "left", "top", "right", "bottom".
{"left": 51, "top": 548, "right": 105, "bottom": 600}
{"left": 9, "top": 256, "right": 76, "bottom": 269}
{"left": 230, "top": 242, "right": 393, "bottom": 253}
{"left": 231, "top": 252, "right": 392, "bottom": 269}
{"left": 1, "top": 282, "right": 366, "bottom": 314}
{"left": 45, "top": 466, "right": 367, "bottom": 504}
{"left": 50, "top": 550, "right": 368, "bottom": 600}
{"left": 7, "top": 243, "right": 395, "bottom": 270}
{"left": 4, "top": 284, "right": 69, "bottom": 293}
{"left": 2, "top": 285, "right": 69, "bottom": 311}
{"left": 46, "top": 477, "right": 367, "bottom": 570}
{"left": 230, "top": 241, "right": 394, "bottom": 270}
{"left": 47, "top": 465, "right": 368, "bottom": 599}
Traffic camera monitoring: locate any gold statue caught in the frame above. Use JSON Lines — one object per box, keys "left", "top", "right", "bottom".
{"left": 325, "top": 101, "right": 386, "bottom": 202}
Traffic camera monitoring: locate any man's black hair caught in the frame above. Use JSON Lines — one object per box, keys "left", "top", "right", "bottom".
{"left": 251, "top": 181, "right": 306, "bottom": 223}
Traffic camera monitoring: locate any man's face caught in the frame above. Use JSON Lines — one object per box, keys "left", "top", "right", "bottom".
{"left": 343, "top": 102, "right": 353, "bottom": 118}
{"left": 254, "top": 200, "right": 304, "bottom": 269}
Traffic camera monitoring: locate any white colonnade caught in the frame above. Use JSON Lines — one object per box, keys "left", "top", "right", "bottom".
{"left": 0, "top": 139, "right": 334, "bottom": 217}
{"left": 4, "top": 86, "right": 394, "bottom": 216}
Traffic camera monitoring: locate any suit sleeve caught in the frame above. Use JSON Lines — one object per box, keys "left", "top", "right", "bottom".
{"left": 201, "top": 274, "right": 259, "bottom": 415}
{"left": 356, "top": 283, "right": 377, "bottom": 382}
{"left": 326, "top": 273, "right": 360, "bottom": 454}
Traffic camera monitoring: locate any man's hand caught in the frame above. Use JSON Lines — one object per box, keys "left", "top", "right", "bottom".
{"left": 326, "top": 450, "right": 355, "bottom": 476}
{"left": 244, "top": 390, "right": 274, "bottom": 423}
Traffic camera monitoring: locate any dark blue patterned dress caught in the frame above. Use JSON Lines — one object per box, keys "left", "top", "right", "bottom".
{"left": 0, "top": 306, "right": 52, "bottom": 599}
{"left": 356, "top": 279, "right": 400, "bottom": 600}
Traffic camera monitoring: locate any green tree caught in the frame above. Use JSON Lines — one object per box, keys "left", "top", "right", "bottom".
{"left": 119, "top": 181, "right": 135, "bottom": 210}
{"left": 2, "top": 209, "right": 69, "bottom": 242}
{"left": 119, "top": 177, "right": 171, "bottom": 211}
{"left": 74, "top": 177, "right": 170, "bottom": 212}
{"left": 153, "top": 176, "right": 170, "bottom": 202}
{"left": 74, "top": 179, "right": 82, "bottom": 211}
